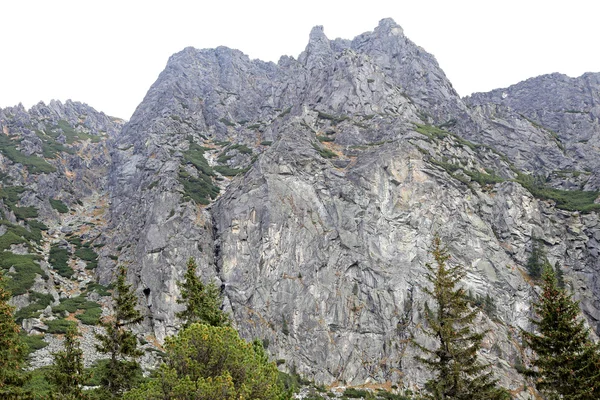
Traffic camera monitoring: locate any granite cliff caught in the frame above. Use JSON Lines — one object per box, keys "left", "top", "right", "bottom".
{"left": 1, "top": 18, "right": 600, "bottom": 398}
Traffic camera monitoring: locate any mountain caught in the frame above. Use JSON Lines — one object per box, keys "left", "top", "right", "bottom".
{"left": 1, "top": 18, "right": 600, "bottom": 397}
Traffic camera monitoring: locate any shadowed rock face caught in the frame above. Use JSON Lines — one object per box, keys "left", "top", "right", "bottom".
{"left": 3, "top": 18, "right": 600, "bottom": 395}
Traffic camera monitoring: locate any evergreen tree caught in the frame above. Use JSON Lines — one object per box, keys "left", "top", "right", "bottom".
{"left": 0, "top": 273, "right": 31, "bottom": 399}
{"left": 526, "top": 238, "right": 547, "bottom": 280}
{"left": 95, "top": 265, "right": 144, "bottom": 399}
{"left": 47, "top": 325, "right": 88, "bottom": 399}
{"left": 521, "top": 266, "right": 600, "bottom": 399}
{"left": 554, "top": 261, "right": 565, "bottom": 289}
{"left": 176, "top": 257, "right": 229, "bottom": 328}
{"left": 413, "top": 235, "right": 509, "bottom": 400}
{"left": 123, "top": 323, "right": 287, "bottom": 400}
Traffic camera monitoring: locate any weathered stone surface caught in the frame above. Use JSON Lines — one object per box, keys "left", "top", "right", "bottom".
{"left": 3, "top": 18, "right": 600, "bottom": 398}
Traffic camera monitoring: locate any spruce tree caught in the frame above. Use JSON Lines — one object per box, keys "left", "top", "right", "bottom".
{"left": 95, "top": 265, "right": 143, "bottom": 399}
{"left": 521, "top": 266, "right": 600, "bottom": 399}
{"left": 0, "top": 273, "right": 31, "bottom": 399}
{"left": 413, "top": 235, "right": 509, "bottom": 400}
{"left": 176, "top": 257, "right": 229, "bottom": 328}
{"left": 47, "top": 325, "right": 88, "bottom": 400}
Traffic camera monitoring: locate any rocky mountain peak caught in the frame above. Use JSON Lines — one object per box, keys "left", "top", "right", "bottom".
{"left": 374, "top": 17, "right": 404, "bottom": 36}
{"left": 3, "top": 19, "right": 600, "bottom": 398}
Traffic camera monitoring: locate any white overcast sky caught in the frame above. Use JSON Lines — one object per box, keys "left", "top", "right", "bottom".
{"left": 1, "top": 0, "right": 598, "bottom": 120}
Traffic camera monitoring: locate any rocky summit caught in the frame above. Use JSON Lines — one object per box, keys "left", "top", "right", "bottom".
{"left": 1, "top": 18, "right": 600, "bottom": 398}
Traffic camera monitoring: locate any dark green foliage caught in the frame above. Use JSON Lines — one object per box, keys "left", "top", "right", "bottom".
{"left": 554, "top": 261, "right": 565, "bottom": 289}
{"left": 13, "top": 206, "right": 38, "bottom": 220}
{"left": 48, "top": 120, "right": 101, "bottom": 144}
{"left": 178, "top": 168, "right": 220, "bottom": 205}
{"left": 278, "top": 107, "right": 292, "bottom": 118}
{"left": 515, "top": 172, "right": 600, "bottom": 212}
{"left": 176, "top": 257, "right": 229, "bottom": 328}
{"left": 0, "top": 253, "right": 44, "bottom": 296}
{"left": 182, "top": 141, "right": 213, "bottom": 175}
{"left": 19, "top": 333, "right": 48, "bottom": 356}
{"left": 0, "top": 231, "right": 27, "bottom": 251}
{"left": 0, "top": 133, "right": 56, "bottom": 174}
{"left": 95, "top": 266, "right": 143, "bottom": 398}
{"left": 15, "top": 291, "right": 55, "bottom": 322}
{"left": 414, "top": 124, "right": 450, "bottom": 140}
{"left": 46, "top": 326, "right": 88, "bottom": 399}
{"left": 46, "top": 319, "right": 77, "bottom": 334}
{"left": 74, "top": 247, "right": 98, "bottom": 270}
{"left": 49, "top": 245, "right": 73, "bottom": 278}
{"left": 526, "top": 239, "right": 547, "bottom": 280}
{"left": 124, "top": 324, "right": 286, "bottom": 400}
{"left": 413, "top": 236, "right": 509, "bottom": 400}
{"left": 260, "top": 140, "right": 273, "bottom": 146}
{"left": 23, "top": 366, "right": 52, "bottom": 399}
{"left": 76, "top": 307, "right": 102, "bottom": 325}
{"left": 521, "top": 267, "right": 600, "bottom": 399}
{"left": 311, "top": 142, "right": 337, "bottom": 159}
{"left": 317, "top": 111, "right": 348, "bottom": 123}
{"left": 0, "top": 218, "right": 45, "bottom": 250}
{"left": 0, "top": 274, "right": 31, "bottom": 398}
{"left": 214, "top": 165, "right": 247, "bottom": 177}
{"left": 85, "top": 282, "right": 112, "bottom": 297}
{"left": 34, "top": 130, "right": 74, "bottom": 159}
{"left": 49, "top": 199, "right": 69, "bottom": 214}
{"left": 344, "top": 388, "right": 370, "bottom": 398}
{"left": 317, "top": 135, "right": 335, "bottom": 142}
{"left": 219, "top": 117, "right": 235, "bottom": 126}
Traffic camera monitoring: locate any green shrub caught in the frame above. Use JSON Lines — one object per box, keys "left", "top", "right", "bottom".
{"left": 49, "top": 198, "right": 69, "bottom": 213}
{"left": 0, "top": 230, "right": 27, "bottom": 251}
{"left": 19, "top": 332, "right": 48, "bottom": 356}
{"left": 344, "top": 388, "right": 370, "bottom": 398}
{"left": 74, "top": 247, "right": 98, "bottom": 270}
{"left": 311, "top": 142, "right": 337, "bottom": 159}
{"left": 53, "top": 296, "right": 100, "bottom": 314}
{"left": 0, "top": 252, "right": 44, "bottom": 295}
{"left": 178, "top": 168, "right": 219, "bottom": 205}
{"left": 14, "top": 292, "right": 54, "bottom": 322}
{"left": 260, "top": 140, "right": 273, "bottom": 146}
{"left": 214, "top": 165, "right": 247, "bottom": 177}
{"left": 13, "top": 206, "right": 38, "bottom": 220}
{"left": 49, "top": 245, "right": 73, "bottom": 278}
{"left": 23, "top": 366, "right": 52, "bottom": 398}
{"left": 46, "top": 318, "right": 76, "bottom": 334}
{"left": 85, "top": 282, "right": 112, "bottom": 297}
{"left": 76, "top": 306, "right": 102, "bottom": 325}
{"left": 0, "top": 133, "right": 56, "bottom": 174}
{"left": 515, "top": 172, "right": 600, "bottom": 213}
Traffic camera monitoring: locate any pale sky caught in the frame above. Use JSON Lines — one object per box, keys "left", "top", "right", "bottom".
{"left": 1, "top": 0, "right": 598, "bottom": 120}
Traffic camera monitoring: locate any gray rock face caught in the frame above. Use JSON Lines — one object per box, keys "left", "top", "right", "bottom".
{"left": 3, "top": 18, "right": 600, "bottom": 397}
{"left": 466, "top": 73, "right": 600, "bottom": 189}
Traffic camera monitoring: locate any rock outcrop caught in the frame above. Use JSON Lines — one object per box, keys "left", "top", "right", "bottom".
{"left": 2, "top": 18, "right": 600, "bottom": 398}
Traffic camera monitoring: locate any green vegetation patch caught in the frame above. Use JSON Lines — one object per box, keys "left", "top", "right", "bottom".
{"left": 317, "top": 111, "right": 348, "bottom": 124}
{"left": 0, "top": 186, "right": 39, "bottom": 221}
{"left": 414, "top": 123, "right": 450, "bottom": 140}
{"left": 0, "top": 133, "right": 56, "bottom": 174}
{"left": 85, "top": 282, "right": 112, "bottom": 297}
{"left": 178, "top": 168, "right": 220, "bottom": 205}
{"left": 76, "top": 306, "right": 102, "bottom": 325}
{"left": 46, "top": 318, "right": 77, "bottom": 334}
{"left": 19, "top": 332, "right": 49, "bottom": 356}
{"left": 74, "top": 246, "right": 98, "bottom": 270}
{"left": 214, "top": 165, "right": 247, "bottom": 177}
{"left": 0, "top": 218, "right": 46, "bottom": 251}
{"left": 49, "top": 245, "right": 73, "bottom": 278}
{"left": 53, "top": 296, "right": 100, "bottom": 314}
{"left": 14, "top": 292, "right": 54, "bottom": 322}
{"left": 312, "top": 142, "right": 338, "bottom": 159}
{"left": 49, "top": 198, "right": 69, "bottom": 213}
{"left": 0, "top": 252, "right": 44, "bottom": 295}
{"left": 516, "top": 173, "right": 600, "bottom": 213}
{"left": 46, "top": 120, "right": 101, "bottom": 144}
